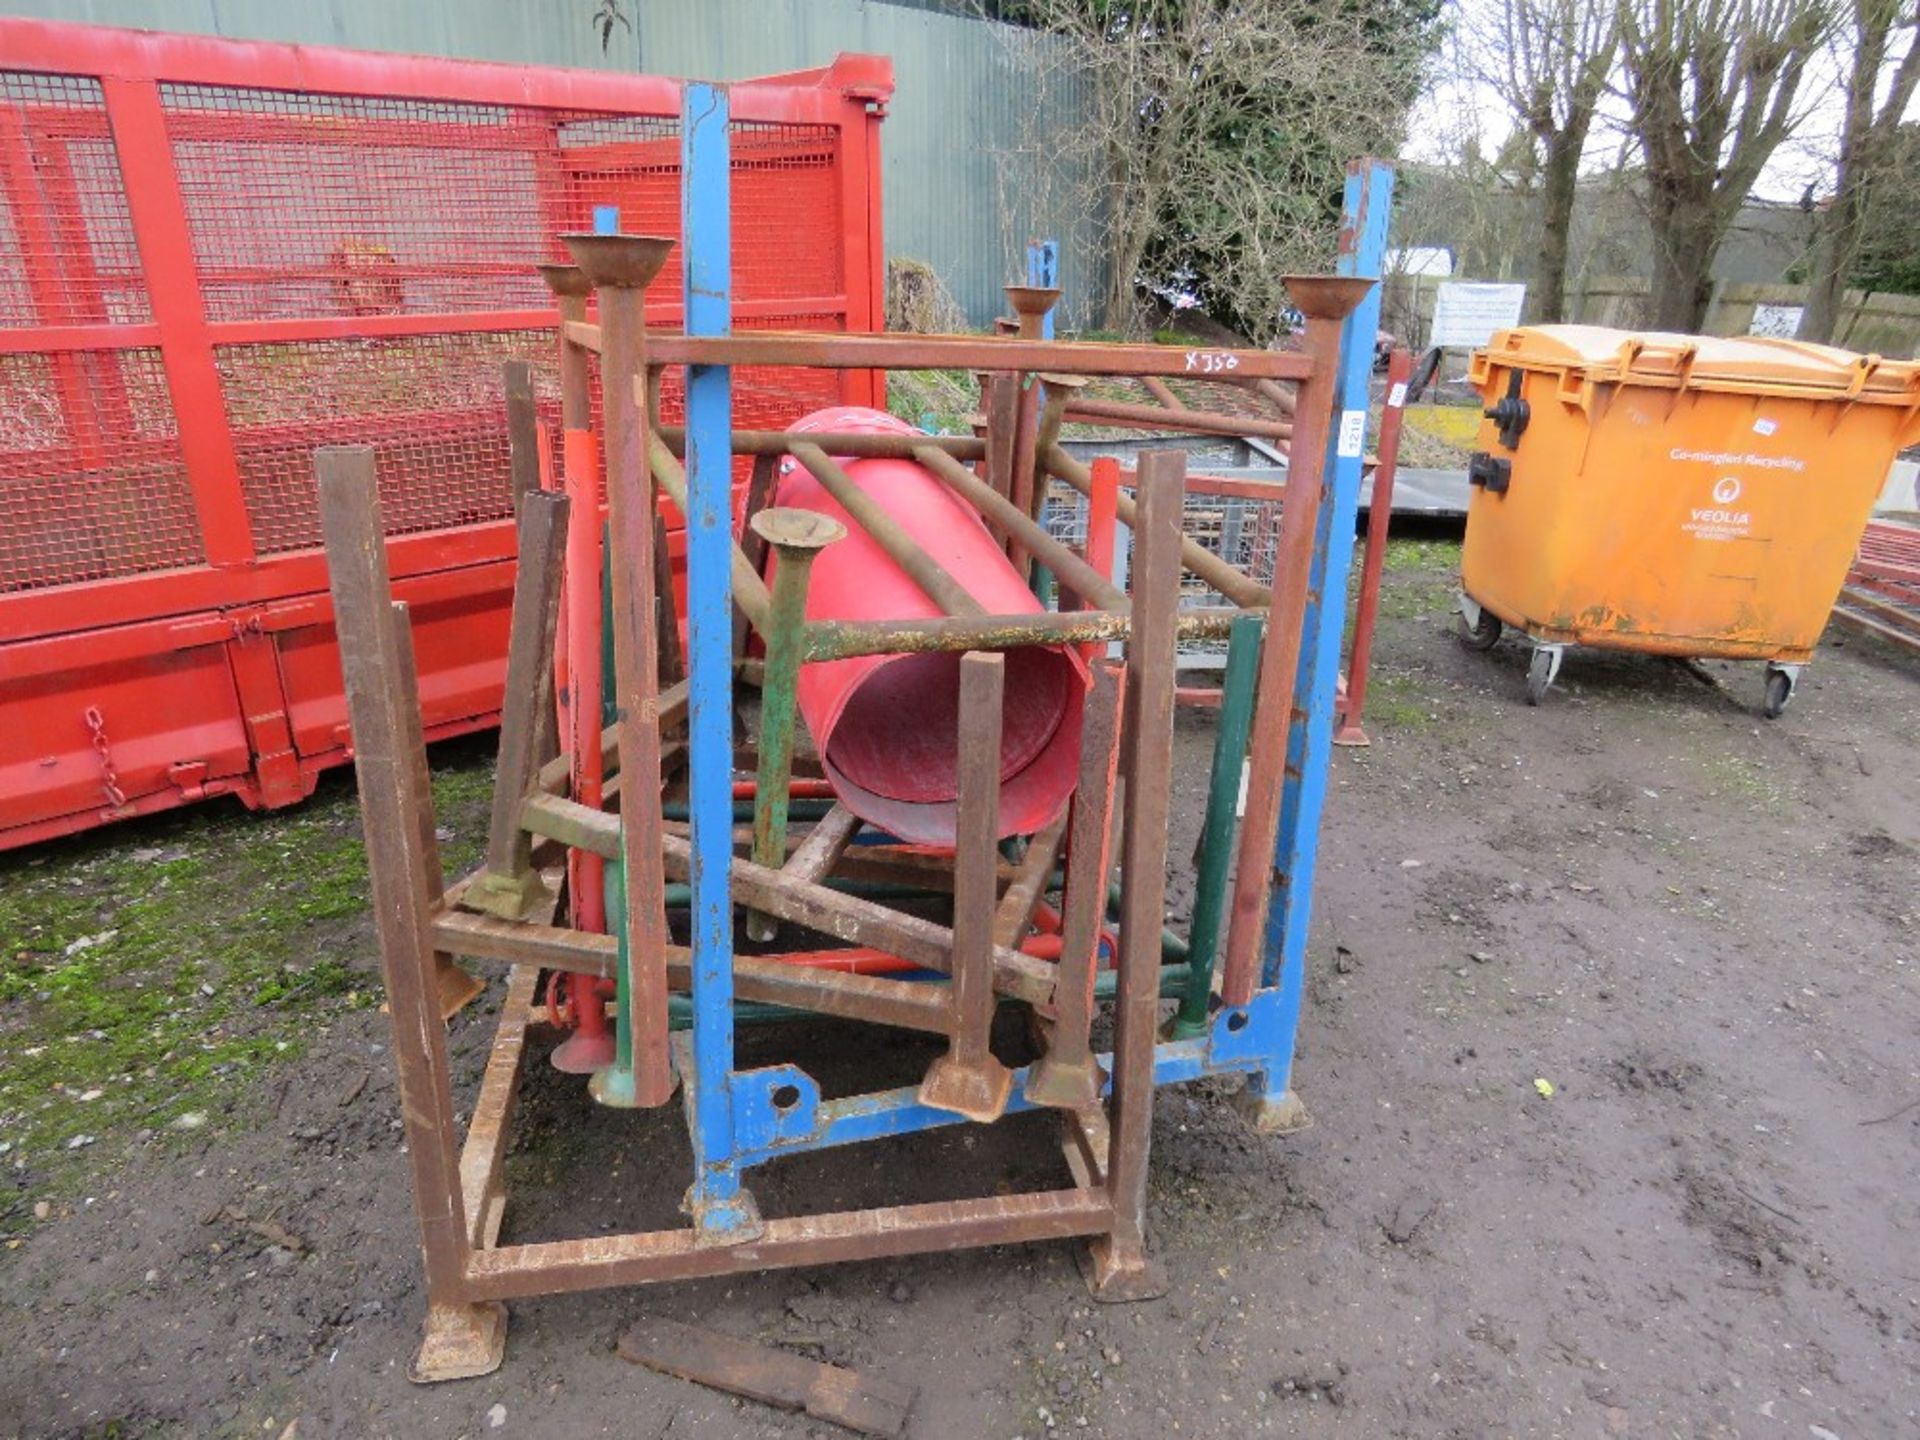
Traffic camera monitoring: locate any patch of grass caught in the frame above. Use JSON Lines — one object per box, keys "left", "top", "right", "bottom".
{"left": 0, "top": 742, "right": 498, "bottom": 1199}
{"left": 1384, "top": 536, "right": 1462, "bottom": 573}
{"left": 1362, "top": 671, "right": 1439, "bottom": 732}
{"left": 1350, "top": 537, "right": 1460, "bottom": 622}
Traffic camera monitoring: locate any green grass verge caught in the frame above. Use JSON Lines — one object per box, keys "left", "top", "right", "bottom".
{"left": 0, "top": 747, "right": 495, "bottom": 1202}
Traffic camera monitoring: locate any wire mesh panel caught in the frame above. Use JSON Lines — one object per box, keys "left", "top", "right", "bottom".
{"left": 161, "top": 85, "right": 558, "bottom": 322}
{"left": 220, "top": 330, "right": 558, "bottom": 554}
{"left": 0, "top": 21, "right": 884, "bottom": 843}
{"left": 0, "top": 71, "right": 150, "bottom": 328}
{"left": 1040, "top": 474, "right": 1285, "bottom": 665}
{"left": 0, "top": 70, "right": 188, "bottom": 593}
{"left": 147, "top": 86, "right": 858, "bottom": 556}
{"left": 0, "top": 348, "right": 201, "bottom": 591}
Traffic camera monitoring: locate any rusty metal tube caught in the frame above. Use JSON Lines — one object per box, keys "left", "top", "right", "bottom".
{"left": 789, "top": 440, "right": 983, "bottom": 618}
{"left": 911, "top": 444, "right": 1128, "bottom": 612}
{"left": 564, "top": 232, "right": 676, "bottom": 1110}
{"left": 657, "top": 424, "right": 987, "bottom": 463}
{"left": 646, "top": 432, "right": 773, "bottom": 635}
{"left": 1217, "top": 275, "right": 1373, "bottom": 1009}
{"left": 1063, "top": 394, "right": 1293, "bottom": 443}
{"left": 800, "top": 605, "right": 1248, "bottom": 662}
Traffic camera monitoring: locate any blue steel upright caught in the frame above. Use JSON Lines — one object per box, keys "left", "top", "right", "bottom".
{"left": 652, "top": 113, "right": 1391, "bottom": 1225}
{"left": 1026, "top": 239, "right": 1059, "bottom": 337}
{"left": 677, "top": 82, "right": 762, "bottom": 1241}
{"left": 1243, "top": 159, "right": 1396, "bottom": 1123}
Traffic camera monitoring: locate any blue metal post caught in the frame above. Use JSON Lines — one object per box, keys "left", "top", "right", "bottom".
{"left": 1244, "top": 160, "right": 1395, "bottom": 1116}
{"left": 1026, "top": 239, "right": 1058, "bottom": 338}
{"left": 679, "top": 83, "right": 760, "bottom": 1238}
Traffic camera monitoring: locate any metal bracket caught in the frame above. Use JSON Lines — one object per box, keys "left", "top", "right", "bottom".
{"left": 1205, "top": 988, "right": 1289, "bottom": 1069}
{"left": 729, "top": 1064, "right": 824, "bottom": 1159}
{"left": 1467, "top": 451, "right": 1512, "bottom": 494}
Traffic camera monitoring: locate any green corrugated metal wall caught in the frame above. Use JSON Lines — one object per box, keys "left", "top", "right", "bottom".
{"left": 1, "top": 0, "right": 1097, "bottom": 325}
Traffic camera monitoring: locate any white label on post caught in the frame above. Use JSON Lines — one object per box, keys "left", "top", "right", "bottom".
{"left": 1387, "top": 381, "right": 1407, "bottom": 408}
{"left": 1337, "top": 409, "right": 1367, "bottom": 458}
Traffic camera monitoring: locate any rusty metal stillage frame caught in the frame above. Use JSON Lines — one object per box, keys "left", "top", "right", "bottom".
{"left": 320, "top": 91, "right": 1394, "bottom": 1378}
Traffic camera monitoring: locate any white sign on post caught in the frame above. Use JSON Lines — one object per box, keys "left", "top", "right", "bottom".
{"left": 1429, "top": 281, "right": 1528, "bottom": 349}
{"left": 1748, "top": 303, "right": 1804, "bottom": 338}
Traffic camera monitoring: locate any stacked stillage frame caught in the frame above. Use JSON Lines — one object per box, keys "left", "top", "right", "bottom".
{"left": 318, "top": 81, "right": 1395, "bottom": 1381}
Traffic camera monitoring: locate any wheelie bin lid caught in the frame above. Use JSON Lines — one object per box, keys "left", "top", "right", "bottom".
{"left": 1475, "top": 325, "right": 1920, "bottom": 405}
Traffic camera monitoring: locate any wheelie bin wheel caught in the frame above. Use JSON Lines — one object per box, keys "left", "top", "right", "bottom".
{"left": 1762, "top": 667, "right": 1795, "bottom": 719}
{"left": 1525, "top": 644, "right": 1564, "bottom": 706}
{"left": 1457, "top": 595, "right": 1502, "bottom": 651}
{"left": 1461, "top": 609, "right": 1503, "bottom": 651}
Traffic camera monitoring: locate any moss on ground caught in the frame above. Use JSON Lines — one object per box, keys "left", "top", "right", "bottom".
{"left": 1349, "top": 536, "right": 1461, "bottom": 623}
{"left": 1362, "top": 671, "right": 1440, "bottom": 732}
{"left": 0, "top": 743, "right": 496, "bottom": 1206}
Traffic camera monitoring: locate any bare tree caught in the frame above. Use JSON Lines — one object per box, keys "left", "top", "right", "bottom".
{"left": 1617, "top": 0, "right": 1835, "bottom": 329}
{"left": 1797, "top": 0, "right": 1920, "bottom": 342}
{"left": 993, "top": 0, "right": 1434, "bottom": 343}
{"left": 1472, "top": 0, "right": 1620, "bottom": 322}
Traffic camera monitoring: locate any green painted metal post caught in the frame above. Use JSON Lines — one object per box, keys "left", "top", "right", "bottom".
{"left": 1169, "top": 613, "right": 1262, "bottom": 1039}
{"left": 745, "top": 508, "right": 845, "bottom": 942}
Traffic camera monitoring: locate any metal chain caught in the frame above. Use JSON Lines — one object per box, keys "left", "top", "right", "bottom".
{"left": 82, "top": 705, "right": 128, "bottom": 810}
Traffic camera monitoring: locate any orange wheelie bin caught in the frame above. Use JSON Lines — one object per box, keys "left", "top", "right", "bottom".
{"left": 1456, "top": 327, "right": 1920, "bottom": 714}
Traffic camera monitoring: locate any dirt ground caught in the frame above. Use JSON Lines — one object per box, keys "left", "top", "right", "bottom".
{"left": 3, "top": 537, "right": 1917, "bottom": 1440}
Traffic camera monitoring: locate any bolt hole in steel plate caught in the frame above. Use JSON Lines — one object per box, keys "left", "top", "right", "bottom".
{"left": 1225, "top": 1010, "right": 1250, "bottom": 1033}
{"left": 770, "top": 1084, "right": 802, "bottom": 1112}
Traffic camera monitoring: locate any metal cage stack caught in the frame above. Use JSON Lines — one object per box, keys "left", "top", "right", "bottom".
{"left": 318, "top": 80, "right": 1394, "bottom": 1381}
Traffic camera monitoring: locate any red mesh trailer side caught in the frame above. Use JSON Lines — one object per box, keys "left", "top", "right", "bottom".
{"left": 0, "top": 21, "right": 892, "bottom": 848}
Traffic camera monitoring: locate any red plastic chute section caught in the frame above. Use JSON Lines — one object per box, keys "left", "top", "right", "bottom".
{"left": 769, "top": 408, "right": 1087, "bottom": 846}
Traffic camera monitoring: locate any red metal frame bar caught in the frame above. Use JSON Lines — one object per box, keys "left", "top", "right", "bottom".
{"left": 0, "top": 21, "right": 894, "bottom": 849}
{"left": 1333, "top": 346, "right": 1412, "bottom": 746}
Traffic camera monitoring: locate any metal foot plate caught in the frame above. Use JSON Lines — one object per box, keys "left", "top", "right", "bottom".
{"left": 434, "top": 958, "right": 488, "bottom": 1020}
{"left": 409, "top": 1301, "right": 507, "bottom": 1384}
{"left": 1232, "top": 1083, "right": 1314, "bottom": 1135}
{"left": 918, "top": 1052, "right": 1015, "bottom": 1123}
{"left": 1022, "top": 1053, "right": 1106, "bottom": 1111}
{"left": 1081, "top": 1238, "right": 1169, "bottom": 1303}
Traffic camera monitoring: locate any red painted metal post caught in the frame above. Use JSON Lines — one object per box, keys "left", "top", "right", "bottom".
{"left": 98, "top": 76, "right": 255, "bottom": 568}
{"left": 542, "top": 262, "right": 614, "bottom": 1072}
{"left": 1333, "top": 346, "right": 1412, "bottom": 747}
{"left": 1082, "top": 457, "right": 1120, "bottom": 665}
